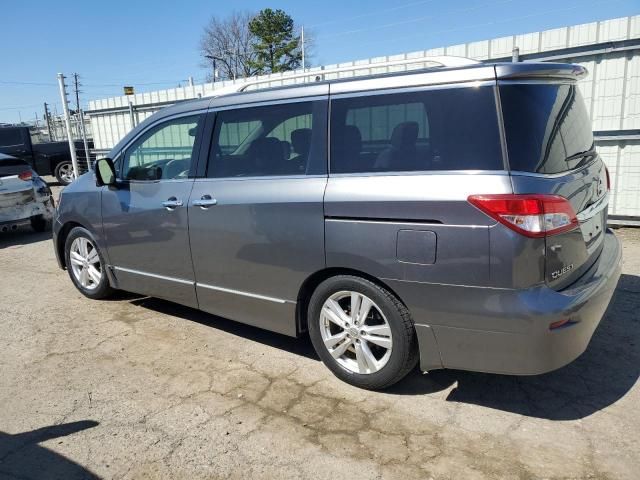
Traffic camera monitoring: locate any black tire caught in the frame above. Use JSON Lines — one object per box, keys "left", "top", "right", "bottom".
{"left": 54, "top": 161, "right": 74, "bottom": 185}
{"left": 30, "top": 215, "right": 51, "bottom": 232}
{"left": 64, "top": 226, "right": 114, "bottom": 300}
{"left": 308, "top": 275, "right": 418, "bottom": 390}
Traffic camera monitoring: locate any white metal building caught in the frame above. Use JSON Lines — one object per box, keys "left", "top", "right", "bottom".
{"left": 87, "top": 15, "right": 640, "bottom": 220}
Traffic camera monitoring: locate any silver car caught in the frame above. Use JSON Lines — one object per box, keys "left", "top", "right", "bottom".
{"left": 53, "top": 60, "right": 622, "bottom": 389}
{"left": 0, "top": 153, "right": 54, "bottom": 233}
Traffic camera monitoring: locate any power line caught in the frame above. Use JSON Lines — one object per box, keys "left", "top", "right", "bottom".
{"left": 344, "top": 0, "right": 623, "bottom": 48}
{"left": 0, "top": 104, "right": 44, "bottom": 110}
{"left": 317, "top": 0, "right": 514, "bottom": 41}
{"left": 0, "top": 80, "right": 57, "bottom": 86}
{"left": 0, "top": 79, "right": 187, "bottom": 88}
{"left": 308, "top": 0, "right": 438, "bottom": 28}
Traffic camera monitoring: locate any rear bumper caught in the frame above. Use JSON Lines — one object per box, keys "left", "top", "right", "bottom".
{"left": 391, "top": 230, "right": 622, "bottom": 375}
{"left": 0, "top": 196, "right": 54, "bottom": 226}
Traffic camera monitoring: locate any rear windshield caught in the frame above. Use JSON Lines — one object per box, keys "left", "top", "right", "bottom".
{"left": 0, "top": 156, "right": 29, "bottom": 177}
{"left": 0, "top": 128, "right": 24, "bottom": 147}
{"left": 330, "top": 85, "right": 503, "bottom": 173}
{"left": 500, "top": 83, "right": 594, "bottom": 174}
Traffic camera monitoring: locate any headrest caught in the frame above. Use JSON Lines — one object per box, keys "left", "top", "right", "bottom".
{"left": 249, "top": 137, "right": 283, "bottom": 159}
{"left": 390, "top": 121, "right": 419, "bottom": 148}
{"left": 291, "top": 128, "right": 312, "bottom": 154}
{"left": 342, "top": 125, "right": 362, "bottom": 151}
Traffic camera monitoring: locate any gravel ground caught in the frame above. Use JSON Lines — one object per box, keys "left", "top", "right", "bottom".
{"left": 0, "top": 180, "right": 638, "bottom": 479}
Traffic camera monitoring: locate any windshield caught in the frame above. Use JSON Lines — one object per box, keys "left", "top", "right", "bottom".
{"left": 500, "top": 83, "right": 594, "bottom": 174}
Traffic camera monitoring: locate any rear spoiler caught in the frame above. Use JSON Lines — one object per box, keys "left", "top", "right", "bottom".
{"left": 494, "top": 63, "right": 588, "bottom": 81}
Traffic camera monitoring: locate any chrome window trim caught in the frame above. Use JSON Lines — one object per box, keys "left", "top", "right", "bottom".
{"left": 328, "top": 170, "right": 509, "bottom": 178}
{"left": 497, "top": 79, "right": 578, "bottom": 86}
{"left": 113, "top": 266, "right": 194, "bottom": 285}
{"left": 208, "top": 95, "right": 328, "bottom": 113}
{"left": 196, "top": 282, "right": 293, "bottom": 304}
{"left": 125, "top": 178, "right": 194, "bottom": 185}
{"left": 193, "top": 174, "right": 326, "bottom": 183}
{"left": 509, "top": 156, "right": 600, "bottom": 179}
{"left": 328, "top": 80, "right": 496, "bottom": 101}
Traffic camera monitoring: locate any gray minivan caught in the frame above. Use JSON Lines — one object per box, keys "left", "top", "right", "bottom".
{"left": 53, "top": 59, "right": 622, "bottom": 389}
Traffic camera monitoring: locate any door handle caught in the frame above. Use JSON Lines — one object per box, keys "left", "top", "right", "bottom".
{"left": 192, "top": 194, "right": 217, "bottom": 209}
{"left": 162, "top": 197, "right": 183, "bottom": 210}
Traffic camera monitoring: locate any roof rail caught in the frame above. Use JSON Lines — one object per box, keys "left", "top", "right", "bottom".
{"left": 209, "top": 55, "right": 480, "bottom": 97}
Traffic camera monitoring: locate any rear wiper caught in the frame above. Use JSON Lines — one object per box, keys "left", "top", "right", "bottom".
{"left": 566, "top": 149, "right": 597, "bottom": 169}
{"left": 565, "top": 149, "right": 596, "bottom": 162}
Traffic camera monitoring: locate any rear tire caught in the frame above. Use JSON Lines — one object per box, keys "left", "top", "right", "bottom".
{"left": 30, "top": 215, "right": 51, "bottom": 232}
{"left": 64, "top": 227, "right": 114, "bottom": 300}
{"left": 54, "top": 161, "right": 74, "bottom": 185}
{"left": 308, "top": 275, "right": 418, "bottom": 390}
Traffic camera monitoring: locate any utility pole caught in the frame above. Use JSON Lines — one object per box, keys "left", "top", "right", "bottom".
{"left": 205, "top": 55, "right": 218, "bottom": 85}
{"left": 57, "top": 73, "right": 80, "bottom": 181}
{"left": 43, "top": 103, "right": 53, "bottom": 141}
{"left": 72, "top": 73, "right": 92, "bottom": 169}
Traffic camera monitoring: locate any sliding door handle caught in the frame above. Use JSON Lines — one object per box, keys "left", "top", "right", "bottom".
{"left": 192, "top": 195, "right": 217, "bottom": 209}
{"left": 162, "top": 197, "right": 183, "bottom": 210}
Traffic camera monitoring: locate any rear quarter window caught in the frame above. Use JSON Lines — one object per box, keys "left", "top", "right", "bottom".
{"left": 330, "top": 85, "right": 503, "bottom": 174}
{"left": 499, "top": 83, "right": 594, "bottom": 174}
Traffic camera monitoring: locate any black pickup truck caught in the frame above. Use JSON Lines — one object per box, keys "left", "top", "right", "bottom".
{"left": 0, "top": 126, "right": 92, "bottom": 185}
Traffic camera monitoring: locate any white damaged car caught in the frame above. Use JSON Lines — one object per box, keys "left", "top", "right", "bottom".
{"left": 0, "top": 153, "right": 55, "bottom": 233}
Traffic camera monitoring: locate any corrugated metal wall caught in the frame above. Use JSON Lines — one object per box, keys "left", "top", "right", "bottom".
{"left": 87, "top": 15, "right": 640, "bottom": 218}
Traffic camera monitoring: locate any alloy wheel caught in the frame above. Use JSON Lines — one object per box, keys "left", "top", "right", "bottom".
{"left": 58, "top": 163, "right": 74, "bottom": 183}
{"left": 319, "top": 291, "right": 393, "bottom": 374}
{"left": 69, "top": 237, "right": 102, "bottom": 290}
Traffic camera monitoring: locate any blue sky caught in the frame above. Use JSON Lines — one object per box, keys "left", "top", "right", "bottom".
{"left": 1, "top": 0, "right": 638, "bottom": 123}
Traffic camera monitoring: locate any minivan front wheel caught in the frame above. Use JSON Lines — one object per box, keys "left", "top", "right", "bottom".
{"left": 64, "top": 227, "right": 113, "bottom": 299}
{"left": 308, "top": 275, "right": 418, "bottom": 390}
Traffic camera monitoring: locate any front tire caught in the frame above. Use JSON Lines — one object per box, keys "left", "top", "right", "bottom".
{"left": 54, "top": 161, "right": 74, "bottom": 185}
{"left": 308, "top": 275, "right": 418, "bottom": 390}
{"left": 64, "top": 227, "right": 114, "bottom": 299}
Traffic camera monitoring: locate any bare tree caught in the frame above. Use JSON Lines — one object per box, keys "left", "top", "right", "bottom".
{"left": 199, "top": 11, "right": 260, "bottom": 81}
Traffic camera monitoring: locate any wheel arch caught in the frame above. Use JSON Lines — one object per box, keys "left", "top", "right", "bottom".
{"left": 295, "top": 267, "right": 408, "bottom": 336}
{"left": 57, "top": 221, "right": 85, "bottom": 269}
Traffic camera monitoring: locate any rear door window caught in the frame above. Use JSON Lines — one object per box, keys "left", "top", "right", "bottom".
{"left": 499, "top": 83, "right": 595, "bottom": 174}
{"left": 329, "top": 86, "right": 503, "bottom": 174}
{"left": 208, "top": 100, "right": 327, "bottom": 177}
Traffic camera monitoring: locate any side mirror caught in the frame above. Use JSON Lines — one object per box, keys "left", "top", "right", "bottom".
{"left": 95, "top": 158, "right": 116, "bottom": 187}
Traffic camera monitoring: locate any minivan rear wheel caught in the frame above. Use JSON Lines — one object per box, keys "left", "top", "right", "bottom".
{"left": 308, "top": 275, "right": 418, "bottom": 390}
{"left": 64, "top": 227, "right": 114, "bottom": 300}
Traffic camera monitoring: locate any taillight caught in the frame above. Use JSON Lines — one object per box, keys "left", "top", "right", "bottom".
{"left": 18, "top": 170, "right": 33, "bottom": 181}
{"left": 605, "top": 166, "right": 611, "bottom": 191}
{"left": 468, "top": 194, "right": 579, "bottom": 238}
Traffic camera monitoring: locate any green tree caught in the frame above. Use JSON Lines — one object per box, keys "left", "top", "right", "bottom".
{"left": 248, "top": 9, "right": 302, "bottom": 74}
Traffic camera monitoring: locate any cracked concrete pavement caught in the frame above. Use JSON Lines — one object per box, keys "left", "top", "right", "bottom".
{"left": 0, "top": 181, "right": 639, "bottom": 479}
